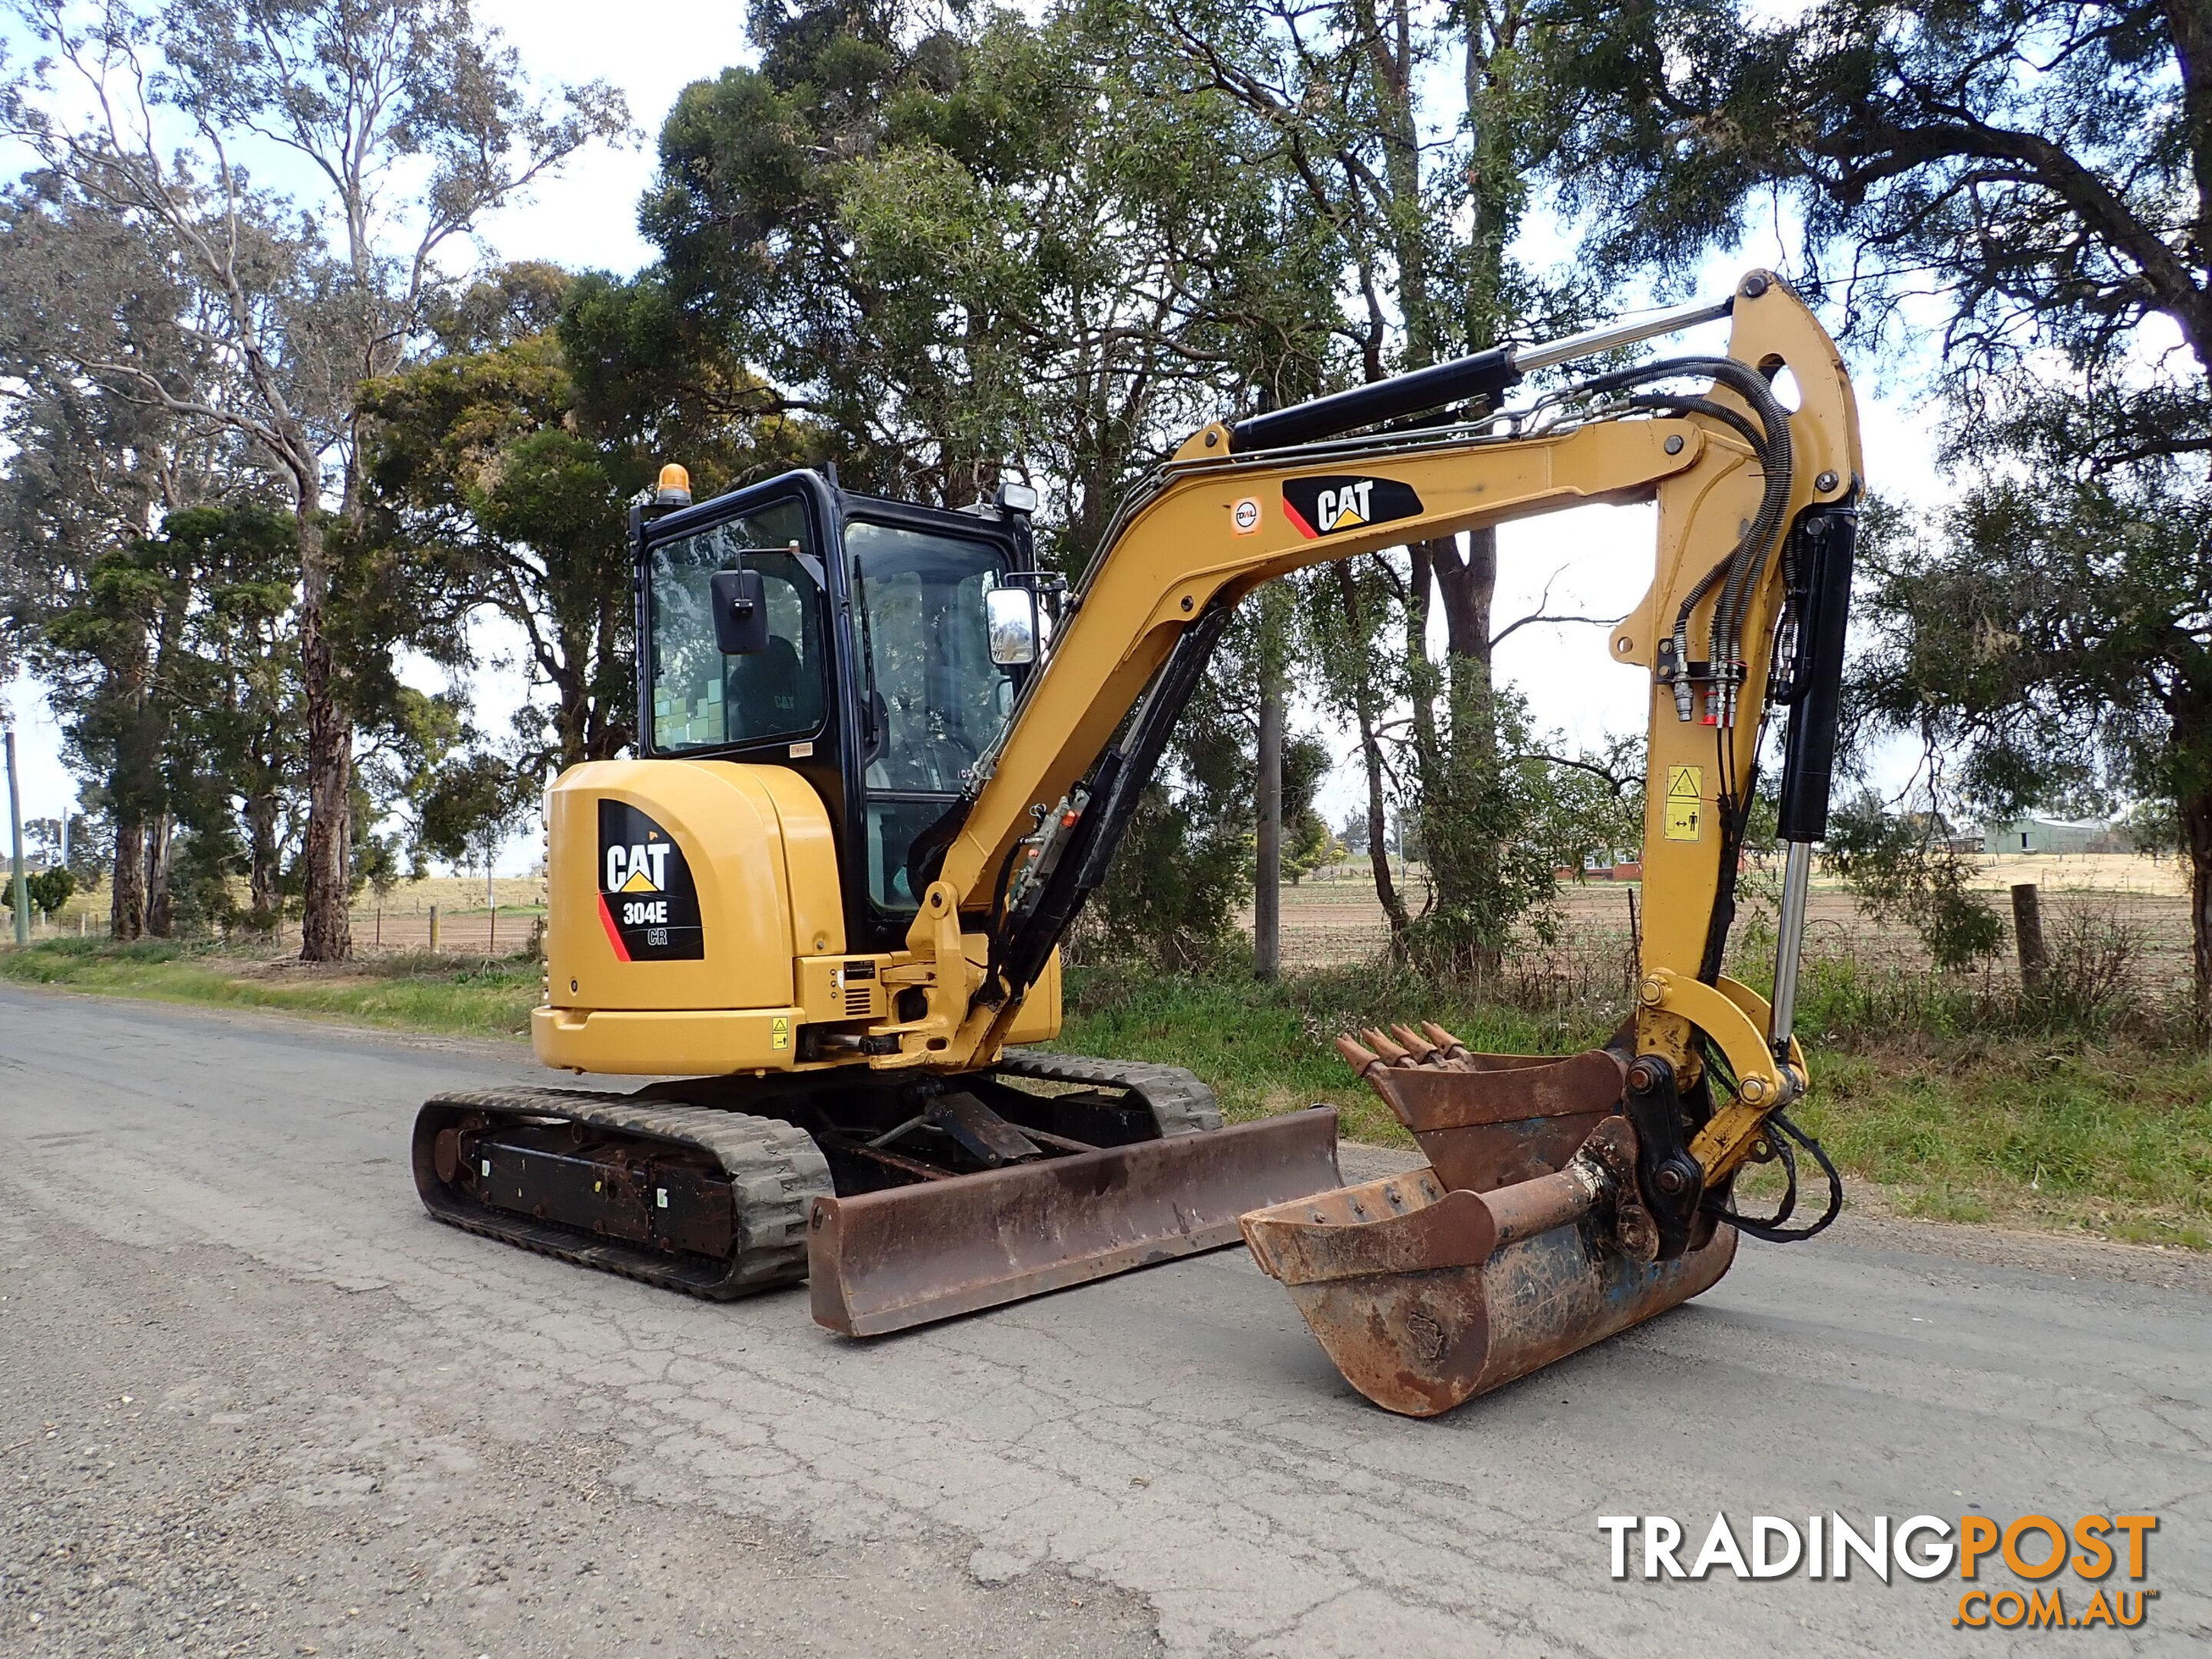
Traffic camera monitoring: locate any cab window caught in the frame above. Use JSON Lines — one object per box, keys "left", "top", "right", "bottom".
{"left": 848, "top": 520, "right": 1017, "bottom": 909}
{"left": 649, "top": 498, "right": 827, "bottom": 752}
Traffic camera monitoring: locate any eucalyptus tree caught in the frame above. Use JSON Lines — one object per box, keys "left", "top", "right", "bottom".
{"left": 0, "top": 166, "right": 266, "bottom": 932}
{"left": 1099, "top": 0, "right": 1598, "bottom": 970}
{"left": 1534, "top": 0, "right": 2212, "bottom": 1015}
{"left": 643, "top": 0, "right": 1323, "bottom": 531}
{"left": 616, "top": 0, "right": 1339, "bottom": 965}
{"left": 363, "top": 264, "right": 816, "bottom": 780}
{"left": 2, "top": 0, "right": 627, "bottom": 956}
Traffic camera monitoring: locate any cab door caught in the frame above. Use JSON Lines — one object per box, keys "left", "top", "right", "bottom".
{"left": 839, "top": 503, "right": 1027, "bottom": 949}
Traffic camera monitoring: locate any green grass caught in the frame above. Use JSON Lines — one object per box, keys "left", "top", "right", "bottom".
{"left": 1048, "top": 962, "right": 1617, "bottom": 1146}
{"left": 1792, "top": 1038, "right": 2212, "bottom": 1247}
{"left": 7, "top": 939, "right": 2207, "bottom": 1249}
{"left": 1051, "top": 962, "right": 2212, "bottom": 1250}
{"left": 0, "top": 937, "right": 541, "bottom": 1039}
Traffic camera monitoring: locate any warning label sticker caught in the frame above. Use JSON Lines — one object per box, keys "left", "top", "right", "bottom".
{"left": 771, "top": 1015, "right": 791, "bottom": 1052}
{"left": 1664, "top": 765, "right": 1704, "bottom": 842}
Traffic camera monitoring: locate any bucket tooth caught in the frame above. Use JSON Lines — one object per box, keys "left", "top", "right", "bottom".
{"left": 1389, "top": 1024, "right": 1442, "bottom": 1065}
{"left": 1336, "top": 1035, "right": 1413, "bottom": 1128}
{"left": 1243, "top": 1119, "right": 1736, "bottom": 1416}
{"left": 1361, "top": 1028, "right": 1413, "bottom": 1066}
{"left": 1334, "top": 1035, "right": 1384, "bottom": 1078}
{"left": 1419, "top": 1022, "right": 1472, "bottom": 1064}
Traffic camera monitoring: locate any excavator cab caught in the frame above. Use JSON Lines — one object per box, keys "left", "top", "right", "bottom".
{"left": 635, "top": 470, "right": 1035, "bottom": 949}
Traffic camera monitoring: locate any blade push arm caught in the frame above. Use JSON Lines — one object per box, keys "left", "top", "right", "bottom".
{"left": 894, "top": 273, "right": 1862, "bottom": 1184}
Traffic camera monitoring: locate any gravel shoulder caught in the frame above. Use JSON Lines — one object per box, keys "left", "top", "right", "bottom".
{"left": 0, "top": 1214, "right": 1157, "bottom": 1659}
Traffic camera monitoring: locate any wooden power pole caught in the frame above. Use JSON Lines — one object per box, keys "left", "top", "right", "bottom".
{"left": 5, "top": 724, "right": 29, "bottom": 946}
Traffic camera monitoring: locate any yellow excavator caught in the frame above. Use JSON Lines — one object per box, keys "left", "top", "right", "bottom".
{"left": 412, "top": 270, "right": 1862, "bottom": 1416}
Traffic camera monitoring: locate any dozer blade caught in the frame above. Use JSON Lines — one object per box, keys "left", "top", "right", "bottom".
{"left": 810, "top": 1106, "right": 1342, "bottom": 1336}
{"left": 1244, "top": 1031, "right": 1739, "bottom": 1416}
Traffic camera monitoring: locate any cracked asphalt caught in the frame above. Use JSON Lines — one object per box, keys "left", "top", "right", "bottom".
{"left": 2, "top": 985, "right": 2207, "bottom": 1657}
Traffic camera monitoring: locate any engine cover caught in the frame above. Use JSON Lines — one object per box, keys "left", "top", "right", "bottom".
{"left": 535, "top": 759, "right": 843, "bottom": 1074}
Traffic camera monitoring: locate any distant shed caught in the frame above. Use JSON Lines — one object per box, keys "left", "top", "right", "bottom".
{"left": 1981, "top": 817, "right": 2119, "bottom": 855}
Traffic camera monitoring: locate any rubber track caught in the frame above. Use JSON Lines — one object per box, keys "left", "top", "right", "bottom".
{"left": 415, "top": 1087, "right": 831, "bottom": 1300}
{"left": 989, "top": 1053, "right": 1222, "bottom": 1135}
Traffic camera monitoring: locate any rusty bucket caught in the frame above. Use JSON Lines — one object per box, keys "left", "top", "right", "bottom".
{"left": 1240, "top": 1027, "right": 1738, "bottom": 1416}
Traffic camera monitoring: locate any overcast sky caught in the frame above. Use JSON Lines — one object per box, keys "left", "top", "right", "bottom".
{"left": 2, "top": 1, "right": 1950, "bottom": 866}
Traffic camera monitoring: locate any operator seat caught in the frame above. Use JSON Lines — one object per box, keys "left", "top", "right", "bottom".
{"left": 727, "top": 634, "right": 819, "bottom": 741}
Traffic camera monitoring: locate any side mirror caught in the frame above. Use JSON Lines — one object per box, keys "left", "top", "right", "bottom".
{"left": 985, "top": 585, "right": 1038, "bottom": 666}
{"left": 710, "top": 568, "right": 770, "bottom": 655}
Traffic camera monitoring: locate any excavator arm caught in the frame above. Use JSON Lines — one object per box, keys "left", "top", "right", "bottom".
{"left": 842, "top": 270, "right": 1867, "bottom": 1412}
{"left": 884, "top": 271, "right": 1860, "bottom": 1197}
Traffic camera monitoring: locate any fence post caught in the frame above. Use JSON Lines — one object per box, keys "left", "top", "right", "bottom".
{"left": 429, "top": 902, "right": 441, "bottom": 954}
{"left": 2010, "top": 882, "right": 2048, "bottom": 995}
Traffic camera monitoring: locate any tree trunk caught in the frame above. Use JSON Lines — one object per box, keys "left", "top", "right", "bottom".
{"left": 247, "top": 789, "right": 282, "bottom": 932}
{"left": 138, "top": 566, "right": 195, "bottom": 942}
{"left": 1357, "top": 0, "right": 1440, "bottom": 367}
{"left": 598, "top": 584, "right": 633, "bottom": 758}
{"left": 1431, "top": 527, "right": 1497, "bottom": 664}
{"left": 1432, "top": 527, "right": 1504, "bottom": 950}
{"left": 2184, "top": 787, "right": 2212, "bottom": 1031}
{"left": 1404, "top": 542, "right": 1439, "bottom": 916}
{"left": 1256, "top": 677, "right": 1283, "bottom": 982}
{"left": 142, "top": 812, "right": 174, "bottom": 938}
{"left": 1360, "top": 737, "right": 1406, "bottom": 933}
{"left": 111, "top": 813, "right": 145, "bottom": 941}
{"left": 1409, "top": 528, "right": 1508, "bottom": 971}
{"left": 558, "top": 671, "right": 590, "bottom": 771}
{"left": 296, "top": 512, "right": 353, "bottom": 960}
{"left": 1330, "top": 564, "right": 1410, "bottom": 941}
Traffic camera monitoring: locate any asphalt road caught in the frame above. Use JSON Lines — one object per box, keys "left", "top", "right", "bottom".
{"left": 2, "top": 985, "right": 2207, "bottom": 1658}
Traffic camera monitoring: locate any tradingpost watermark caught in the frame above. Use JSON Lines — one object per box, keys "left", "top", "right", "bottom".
{"left": 1600, "top": 1513, "right": 2161, "bottom": 1631}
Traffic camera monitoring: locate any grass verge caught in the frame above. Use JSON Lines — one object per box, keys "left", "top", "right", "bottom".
{"left": 0, "top": 937, "right": 541, "bottom": 1039}
{"left": 6, "top": 939, "right": 2206, "bottom": 1250}
{"left": 1051, "top": 962, "right": 2212, "bottom": 1250}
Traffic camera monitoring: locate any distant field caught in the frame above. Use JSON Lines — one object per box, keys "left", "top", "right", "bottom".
{"left": 15, "top": 851, "right": 2197, "bottom": 983}
{"left": 1258, "top": 854, "right": 2198, "bottom": 987}
{"left": 6, "top": 850, "right": 2208, "bottom": 1248}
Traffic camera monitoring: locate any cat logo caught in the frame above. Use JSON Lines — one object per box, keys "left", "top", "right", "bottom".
{"left": 1318, "top": 479, "right": 1376, "bottom": 531}
{"left": 604, "top": 838, "right": 672, "bottom": 893}
{"left": 1282, "top": 474, "right": 1424, "bottom": 539}
{"left": 596, "top": 801, "right": 704, "bottom": 961}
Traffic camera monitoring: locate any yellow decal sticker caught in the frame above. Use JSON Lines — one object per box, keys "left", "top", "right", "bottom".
{"left": 1664, "top": 765, "right": 1704, "bottom": 842}
{"left": 771, "top": 1015, "right": 791, "bottom": 1051}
